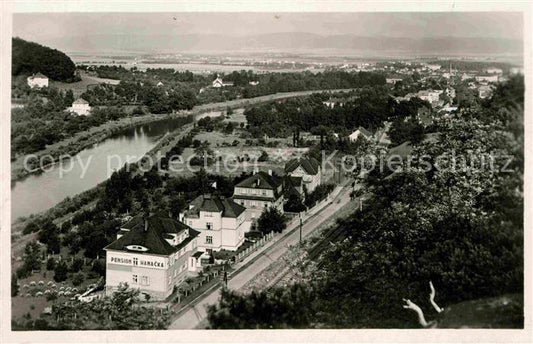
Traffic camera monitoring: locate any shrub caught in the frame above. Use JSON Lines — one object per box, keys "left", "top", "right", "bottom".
{"left": 72, "top": 272, "right": 85, "bottom": 287}
{"left": 258, "top": 150, "right": 269, "bottom": 162}
{"left": 46, "top": 257, "right": 56, "bottom": 271}
{"left": 53, "top": 261, "right": 68, "bottom": 282}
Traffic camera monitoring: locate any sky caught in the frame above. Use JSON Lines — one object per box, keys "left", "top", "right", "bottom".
{"left": 13, "top": 12, "right": 523, "bottom": 42}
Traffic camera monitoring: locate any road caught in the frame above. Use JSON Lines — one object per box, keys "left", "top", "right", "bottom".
{"left": 169, "top": 184, "right": 353, "bottom": 329}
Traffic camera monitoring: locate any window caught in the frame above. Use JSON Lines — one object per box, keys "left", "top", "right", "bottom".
{"left": 133, "top": 257, "right": 138, "bottom": 266}
{"left": 262, "top": 190, "right": 267, "bottom": 195}
{"left": 206, "top": 222, "right": 213, "bottom": 230}
{"left": 141, "top": 276, "right": 149, "bottom": 286}
{"left": 132, "top": 274, "right": 138, "bottom": 284}
{"left": 205, "top": 236, "right": 213, "bottom": 244}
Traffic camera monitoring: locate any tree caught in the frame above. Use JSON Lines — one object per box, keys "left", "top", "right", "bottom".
{"left": 38, "top": 219, "right": 61, "bottom": 254}
{"left": 207, "top": 284, "right": 315, "bottom": 329}
{"left": 226, "top": 106, "right": 234, "bottom": 116}
{"left": 11, "top": 274, "right": 19, "bottom": 297}
{"left": 12, "top": 37, "right": 77, "bottom": 81}
{"left": 223, "top": 122, "right": 235, "bottom": 134}
{"left": 70, "top": 257, "right": 84, "bottom": 272}
{"left": 53, "top": 261, "right": 68, "bottom": 282}
{"left": 258, "top": 150, "right": 269, "bottom": 162}
{"left": 169, "top": 195, "right": 186, "bottom": 218}
{"left": 284, "top": 192, "right": 305, "bottom": 213}
{"left": 46, "top": 257, "right": 56, "bottom": 270}
{"left": 257, "top": 207, "right": 287, "bottom": 234}
{"left": 71, "top": 272, "right": 85, "bottom": 286}
{"left": 193, "top": 141, "right": 213, "bottom": 159}
{"left": 22, "top": 241, "right": 41, "bottom": 273}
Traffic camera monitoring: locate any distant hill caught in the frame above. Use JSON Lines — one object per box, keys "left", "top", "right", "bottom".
{"left": 12, "top": 37, "right": 77, "bottom": 81}
{"left": 37, "top": 33, "right": 523, "bottom": 56}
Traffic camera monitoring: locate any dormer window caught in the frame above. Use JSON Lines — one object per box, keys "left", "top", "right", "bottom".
{"left": 126, "top": 245, "right": 149, "bottom": 252}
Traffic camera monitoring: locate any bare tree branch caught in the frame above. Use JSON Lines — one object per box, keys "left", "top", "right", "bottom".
{"left": 429, "top": 281, "right": 444, "bottom": 313}
{"left": 402, "top": 298, "right": 429, "bottom": 327}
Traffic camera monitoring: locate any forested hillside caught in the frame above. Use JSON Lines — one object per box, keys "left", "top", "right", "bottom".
{"left": 12, "top": 37, "right": 78, "bottom": 81}
{"left": 207, "top": 75, "right": 524, "bottom": 329}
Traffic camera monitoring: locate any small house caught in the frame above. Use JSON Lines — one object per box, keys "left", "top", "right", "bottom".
{"left": 27, "top": 73, "right": 49, "bottom": 88}
{"left": 70, "top": 98, "right": 91, "bottom": 116}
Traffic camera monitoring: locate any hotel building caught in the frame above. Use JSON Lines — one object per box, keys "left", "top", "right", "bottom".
{"left": 104, "top": 214, "right": 200, "bottom": 301}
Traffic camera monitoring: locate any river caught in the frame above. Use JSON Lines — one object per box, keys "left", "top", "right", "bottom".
{"left": 11, "top": 111, "right": 227, "bottom": 223}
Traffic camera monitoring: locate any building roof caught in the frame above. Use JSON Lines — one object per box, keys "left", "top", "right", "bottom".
{"left": 235, "top": 171, "right": 283, "bottom": 190}
{"left": 357, "top": 127, "right": 372, "bottom": 138}
{"left": 283, "top": 176, "right": 303, "bottom": 196}
{"left": 192, "top": 251, "right": 204, "bottom": 258}
{"left": 29, "top": 72, "right": 48, "bottom": 79}
{"left": 106, "top": 214, "right": 198, "bottom": 256}
{"left": 349, "top": 127, "right": 372, "bottom": 140}
{"left": 285, "top": 157, "right": 320, "bottom": 175}
{"left": 184, "top": 194, "right": 246, "bottom": 218}
{"left": 233, "top": 194, "right": 277, "bottom": 202}
{"left": 73, "top": 98, "right": 89, "bottom": 105}
{"left": 288, "top": 176, "right": 302, "bottom": 187}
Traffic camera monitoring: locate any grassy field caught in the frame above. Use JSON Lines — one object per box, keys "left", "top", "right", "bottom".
{"left": 49, "top": 72, "right": 120, "bottom": 98}
{"left": 223, "top": 109, "right": 247, "bottom": 124}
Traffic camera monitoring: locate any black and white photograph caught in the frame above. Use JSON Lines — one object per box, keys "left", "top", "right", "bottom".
{"left": 0, "top": 0, "right": 531, "bottom": 343}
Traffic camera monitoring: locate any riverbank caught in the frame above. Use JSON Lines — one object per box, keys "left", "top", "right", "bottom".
{"left": 11, "top": 88, "right": 356, "bottom": 183}
{"left": 10, "top": 88, "right": 357, "bottom": 227}
{"left": 10, "top": 112, "right": 190, "bottom": 183}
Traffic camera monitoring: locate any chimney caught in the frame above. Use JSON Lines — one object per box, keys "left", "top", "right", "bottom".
{"left": 253, "top": 166, "right": 259, "bottom": 175}
{"left": 144, "top": 217, "right": 149, "bottom": 232}
{"left": 268, "top": 169, "right": 272, "bottom": 176}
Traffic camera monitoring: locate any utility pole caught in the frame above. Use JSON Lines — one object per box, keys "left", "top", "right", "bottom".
{"left": 299, "top": 212, "right": 303, "bottom": 245}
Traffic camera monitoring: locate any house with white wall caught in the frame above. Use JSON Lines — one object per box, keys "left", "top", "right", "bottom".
{"left": 27, "top": 72, "right": 48, "bottom": 88}
{"left": 348, "top": 127, "right": 373, "bottom": 142}
{"left": 179, "top": 194, "right": 250, "bottom": 254}
{"left": 104, "top": 214, "right": 200, "bottom": 301}
{"left": 69, "top": 98, "right": 91, "bottom": 116}
{"left": 284, "top": 157, "right": 322, "bottom": 194}
{"left": 212, "top": 76, "right": 234, "bottom": 88}
{"left": 232, "top": 171, "right": 284, "bottom": 222}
